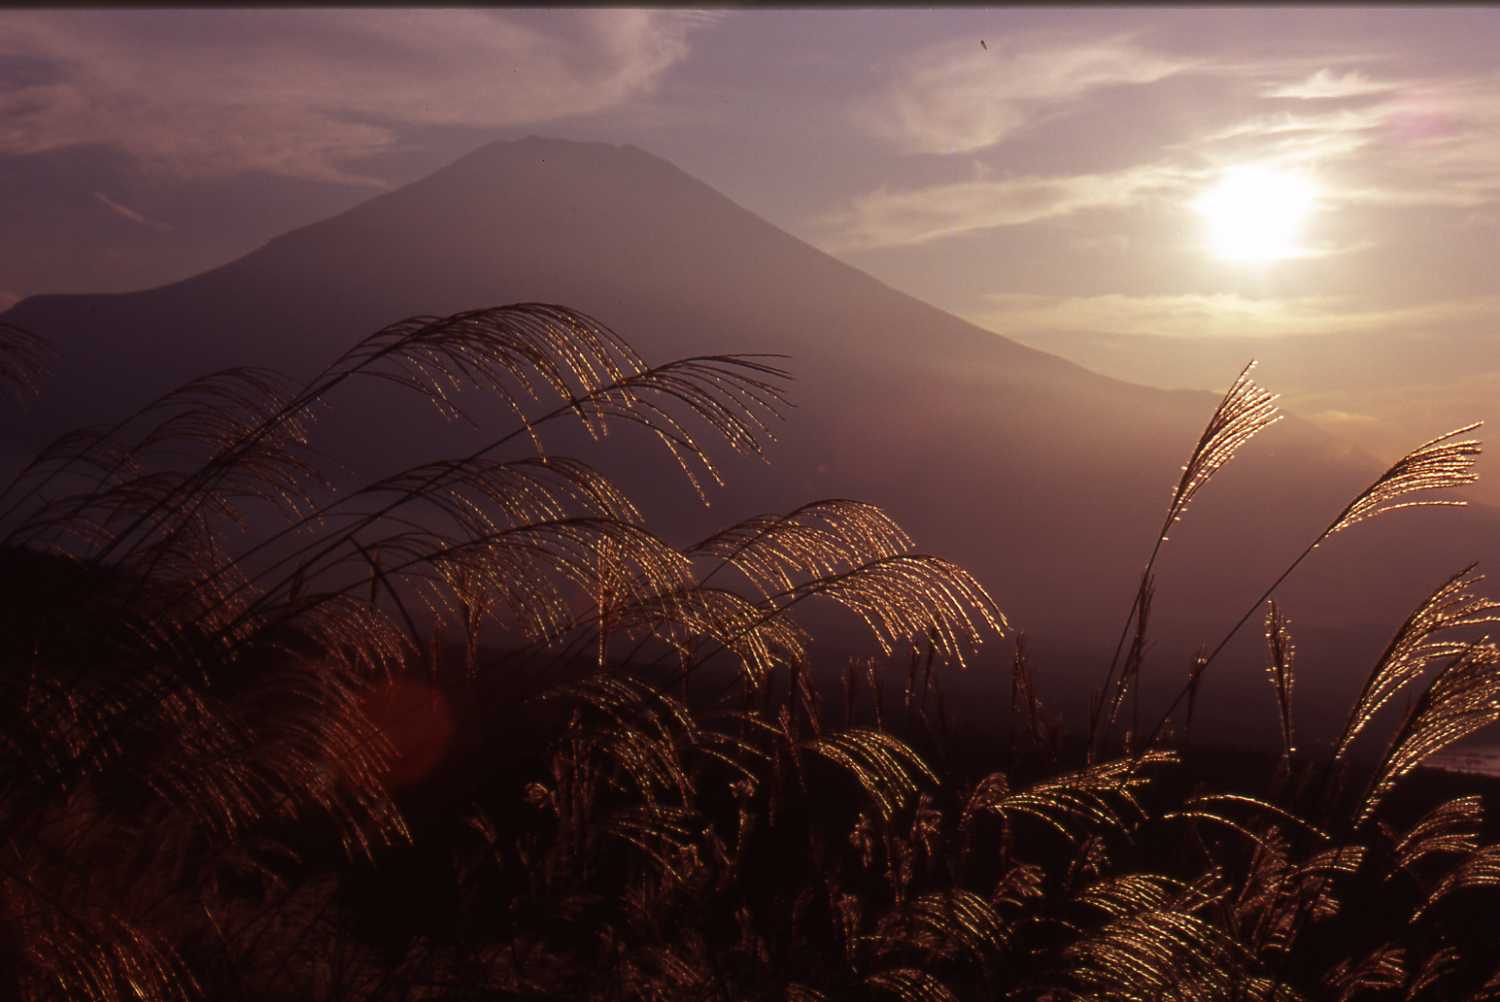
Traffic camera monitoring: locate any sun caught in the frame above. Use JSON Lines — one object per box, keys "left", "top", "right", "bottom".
{"left": 1195, "top": 165, "right": 1317, "bottom": 262}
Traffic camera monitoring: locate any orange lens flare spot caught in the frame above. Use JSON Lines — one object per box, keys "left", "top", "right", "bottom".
{"left": 363, "top": 678, "right": 455, "bottom": 789}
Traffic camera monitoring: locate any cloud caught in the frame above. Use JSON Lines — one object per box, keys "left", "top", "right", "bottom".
{"left": 1184, "top": 72, "right": 1500, "bottom": 213}
{"left": 971, "top": 292, "right": 1500, "bottom": 341}
{"left": 92, "top": 191, "right": 171, "bottom": 230}
{"left": 0, "top": 10, "right": 716, "bottom": 183}
{"left": 825, "top": 38, "right": 1500, "bottom": 265}
{"left": 1308, "top": 408, "right": 1380, "bottom": 425}
{"left": 817, "top": 165, "right": 1186, "bottom": 252}
{"left": 1263, "top": 68, "right": 1394, "bottom": 100}
{"left": 1195, "top": 106, "right": 1388, "bottom": 148}
{"left": 833, "top": 36, "right": 1498, "bottom": 255}
{"left": 863, "top": 34, "right": 1195, "bottom": 155}
{"left": 0, "top": 290, "right": 19, "bottom": 311}
{"left": 1182, "top": 105, "right": 1391, "bottom": 172}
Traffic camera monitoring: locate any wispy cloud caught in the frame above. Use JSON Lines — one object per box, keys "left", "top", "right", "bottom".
{"left": 0, "top": 10, "right": 717, "bottom": 183}
{"left": 834, "top": 36, "right": 1460, "bottom": 254}
{"left": 818, "top": 165, "right": 1186, "bottom": 252}
{"left": 827, "top": 51, "right": 1500, "bottom": 256}
{"left": 92, "top": 191, "right": 171, "bottom": 230}
{"left": 862, "top": 33, "right": 1195, "bottom": 155}
{"left": 971, "top": 292, "right": 1500, "bottom": 341}
{"left": 1186, "top": 70, "right": 1500, "bottom": 212}
{"left": 1263, "top": 68, "right": 1395, "bottom": 100}
{"left": 1309, "top": 408, "right": 1381, "bottom": 425}
{"left": 1190, "top": 105, "right": 1388, "bottom": 159}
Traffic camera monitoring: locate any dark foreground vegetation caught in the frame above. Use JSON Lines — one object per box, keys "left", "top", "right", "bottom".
{"left": 3, "top": 306, "right": 1500, "bottom": 1001}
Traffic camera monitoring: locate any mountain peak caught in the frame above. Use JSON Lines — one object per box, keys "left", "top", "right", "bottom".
{"left": 8, "top": 135, "right": 1468, "bottom": 727}
{"left": 433, "top": 135, "right": 680, "bottom": 183}
{"left": 211, "top": 134, "right": 1060, "bottom": 380}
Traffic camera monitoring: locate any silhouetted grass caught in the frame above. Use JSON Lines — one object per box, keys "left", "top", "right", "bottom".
{"left": 4, "top": 304, "right": 1500, "bottom": 1000}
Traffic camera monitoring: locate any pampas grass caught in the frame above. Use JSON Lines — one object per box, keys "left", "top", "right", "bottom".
{"left": 6, "top": 311, "right": 1500, "bottom": 1001}
{"left": 1093, "top": 362, "right": 1280, "bottom": 753}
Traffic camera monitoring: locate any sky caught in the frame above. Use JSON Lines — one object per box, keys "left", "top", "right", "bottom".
{"left": 3, "top": 7, "right": 1500, "bottom": 496}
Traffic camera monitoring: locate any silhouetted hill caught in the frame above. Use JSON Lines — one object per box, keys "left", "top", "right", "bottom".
{"left": 6, "top": 136, "right": 1498, "bottom": 745}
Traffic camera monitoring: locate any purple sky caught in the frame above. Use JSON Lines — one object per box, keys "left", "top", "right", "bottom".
{"left": 4, "top": 8, "right": 1500, "bottom": 496}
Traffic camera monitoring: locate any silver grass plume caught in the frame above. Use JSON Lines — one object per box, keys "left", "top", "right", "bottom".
{"left": 0, "top": 320, "right": 50, "bottom": 403}
{"left": 541, "top": 674, "right": 699, "bottom": 812}
{"left": 770, "top": 555, "right": 1004, "bottom": 669}
{"left": 1074, "top": 872, "right": 1225, "bottom": 920}
{"left": 1412, "top": 844, "right": 1500, "bottom": 923}
{"left": 1324, "top": 423, "right": 1482, "bottom": 538}
{"left": 1475, "top": 965, "right": 1500, "bottom": 1001}
{"left": 1164, "top": 793, "right": 1330, "bottom": 853}
{"left": 864, "top": 968, "right": 960, "bottom": 1002}
{"left": 895, "top": 889, "right": 1009, "bottom": 963}
{"left": 1389, "top": 796, "right": 1483, "bottom": 877}
{"left": 673, "top": 551, "right": 1005, "bottom": 688}
{"left": 1147, "top": 431, "right": 1490, "bottom": 752}
{"left": 1095, "top": 361, "right": 1280, "bottom": 750}
{"left": 0, "top": 304, "right": 805, "bottom": 1002}
{"left": 1265, "top": 601, "right": 1297, "bottom": 762}
{"left": 619, "top": 586, "right": 812, "bottom": 686}
{"left": 1407, "top": 946, "right": 1461, "bottom": 1000}
{"left": 1225, "top": 827, "right": 1335, "bottom": 958}
{"left": 1332, "top": 565, "right": 1500, "bottom": 764}
{"left": 596, "top": 499, "right": 1000, "bottom": 691}
{"left": 605, "top": 804, "right": 708, "bottom": 885}
{"left": 961, "top": 751, "right": 1176, "bottom": 844}
{"left": 1324, "top": 946, "right": 1406, "bottom": 1002}
{"left": 804, "top": 728, "right": 936, "bottom": 823}
{"left": 1162, "top": 361, "right": 1282, "bottom": 535}
{"left": 785, "top": 986, "right": 829, "bottom": 1002}
{"left": 687, "top": 499, "right": 913, "bottom": 600}
{"left": 1357, "top": 641, "right": 1500, "bottom": 825}
{"left": 1062, "top": 906, "right": 1249, "bottom": 1001}
{"left": 2, "top": 878, "right": 197, "bottom": 1002}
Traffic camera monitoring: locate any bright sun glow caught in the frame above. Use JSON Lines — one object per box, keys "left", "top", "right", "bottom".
{"left": 1195, "top": 165, "right": 1317, "bottom": 262}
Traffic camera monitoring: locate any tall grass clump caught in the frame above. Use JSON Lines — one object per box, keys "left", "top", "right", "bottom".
{"left": 4, "top": 304, "right": 1500, "bottom": 1000}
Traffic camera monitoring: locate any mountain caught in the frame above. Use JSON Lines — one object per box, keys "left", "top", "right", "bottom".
{"left": 5, "top": 136, "right": 1497, "bottom": 744}
{"left": 1002, "top": 325, "right": 1500, "bottom": 507}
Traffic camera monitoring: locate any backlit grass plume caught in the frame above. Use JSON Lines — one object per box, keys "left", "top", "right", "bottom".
{"left": 1390, "top": 795, "right": 1484, "bottom": 876}
{"left": 1264, "top": 600, "right": 1297, "bottom": 763}
{"left": 8, "top": 318, "right": 1500, "bottom": 1001}
{"left": 1060, "top": 907, "right": 1248, "bottom": 1001}
{"left": 1413, "top": 844, "right": 1500, "bottom": 923}
{"left": 1162, "top": 362, "right": 1283, "bottom": 535}
{"left": 1358, "top": 641, "right": 1500, "bottom": 825}
{"left": 1326, "top": 422, "right": 1483, "bottom": 536}
{"left": 0, "top": 319, "right": 50, "bottom": 402}
{"left": 961, "top": 750, "right": 1177, "bottom": 844}
{"left": 1325, "top": 945, "right": 1407, "bottom": 1001}
{"left": 687, "top": 499, "right": 913, "bottom": 600}
{"left": 805, "top": 727, "right": 937, "bottom": 823}
{"left": 1332, "top": 566, "right": 1500, "bottom": 765}
{"left": 0, "top": 305, "right": 1015, "bottom": 1002}
{"left": 1145, "top": 413, "right": 1487, "bottom": 749}
{"left": 1094, "top": 362, "right": 1280, "bottom": 751}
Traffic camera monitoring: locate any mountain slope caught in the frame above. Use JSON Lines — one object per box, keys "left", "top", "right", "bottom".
{"left": 5, "top": 136, "right": 1497, "bottom": 742}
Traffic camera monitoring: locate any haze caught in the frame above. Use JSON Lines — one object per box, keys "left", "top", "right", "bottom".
{"left": 5, "top": 8, "right": 1500, "bottom": 744}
